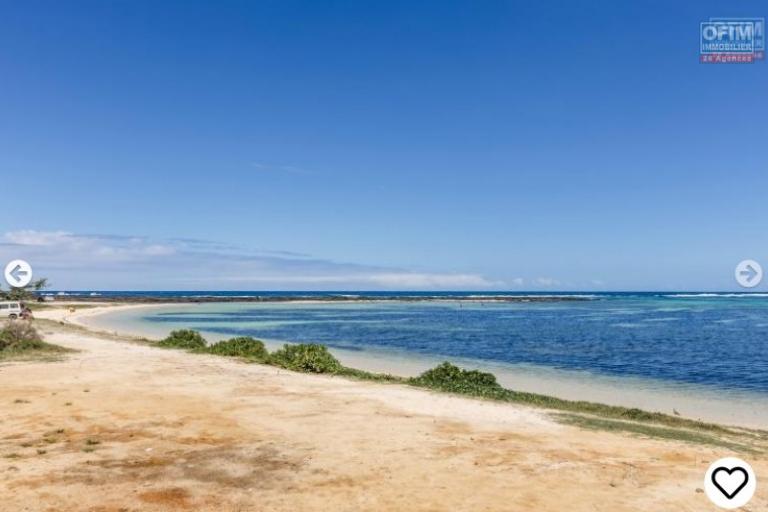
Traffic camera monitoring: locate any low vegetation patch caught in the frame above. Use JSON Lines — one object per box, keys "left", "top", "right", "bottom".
{"left": 156, "top": 329, "right": 207, "bottom": 350}
{"left": 336, "top": 366, "right": 404, "bottom": 383}
{"left": 0, "top": 321, "right": 45, "bottom": 351}
{"left": 207, "top": 336, "right": 268, "bottom": 360}
{"left": 554, "top": 413, "right": 757, "bottom": 453}
{"left": 409, "top": 362, "right": 507, "bottom": 399}
{"left": 155, "top": 329, "right": 398, "bottom": 380}
{"left": 270, "top": 343, "right": 342, "bottom": 373}
{"left": 0, "top": 321, "right": 70, "bottom": 361}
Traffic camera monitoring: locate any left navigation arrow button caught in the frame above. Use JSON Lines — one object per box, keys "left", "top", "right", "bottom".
{"left": 4, "top": 260, "right": 33, "bottom": 288}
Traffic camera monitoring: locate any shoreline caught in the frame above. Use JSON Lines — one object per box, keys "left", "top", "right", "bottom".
{"left": 55, "top": 302, "right": 768, "bottom": 428}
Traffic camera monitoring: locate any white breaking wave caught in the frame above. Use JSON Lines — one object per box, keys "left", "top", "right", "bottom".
{"left": 664, "top": 293, "right": 768, "bottom": 298}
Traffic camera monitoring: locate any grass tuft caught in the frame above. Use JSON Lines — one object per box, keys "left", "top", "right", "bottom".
{"left": 206, "top": 336, "right": 269, "bottom": 361}
{"left": 554, "top": 413, "right": 757, "bottom": 453}
{"left": 156, "top": 329, "right": 207, "bottom": 350}
{"left": 336, "top": 366, "right": 404, "bottom": 383}
{"left": 0, "top": 321, "right": 71, "bottom": 362}
{"left": 270, "top": 343, "right": 342, "bottom": 373}
{"left": 0, "top": 321, "right": 44, "bottom": 350}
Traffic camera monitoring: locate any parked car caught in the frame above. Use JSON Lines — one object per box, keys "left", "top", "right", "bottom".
{"left": 0, "top": 301, "right": 23, "bottom": 319}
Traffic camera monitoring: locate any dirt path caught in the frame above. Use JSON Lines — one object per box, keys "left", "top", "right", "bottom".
{"left": 0, "top": 315, "right": 765, "bottom": 511}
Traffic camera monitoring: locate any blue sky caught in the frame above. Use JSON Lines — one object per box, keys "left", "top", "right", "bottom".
{"left": 0, "top": 0, "right": 766, "bottom": 290}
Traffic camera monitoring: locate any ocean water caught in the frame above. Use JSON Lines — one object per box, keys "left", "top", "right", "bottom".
{"left": 89, "top": 292, "right": 768, "bottom": 395}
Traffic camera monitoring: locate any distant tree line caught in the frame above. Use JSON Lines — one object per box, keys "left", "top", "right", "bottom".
{"left": 0, "top": 278, "right": 49, "bottom": 301}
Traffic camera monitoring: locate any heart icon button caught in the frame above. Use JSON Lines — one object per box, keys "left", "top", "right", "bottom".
{"left": 711, "top": 466, "right": 749, "bottom": 499}
{"left": 704, "top": 457, "right": 756, "bottom": 509}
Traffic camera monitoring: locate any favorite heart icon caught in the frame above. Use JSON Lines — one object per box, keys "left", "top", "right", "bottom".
{"left": 711, "top": 466, "right": 749, "bottom": 500}
{"left": 705, "top": 457, "right": 755, "bottom": 509}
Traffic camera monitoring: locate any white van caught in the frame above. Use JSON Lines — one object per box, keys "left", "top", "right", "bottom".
{"left": 0, "top": 302, "right": 23, "bottom": 319}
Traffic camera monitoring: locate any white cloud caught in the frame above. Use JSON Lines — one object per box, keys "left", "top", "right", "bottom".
{"left": 5, "top": 230, "right": 76, "bottom": 246}
{"left": 3, "top": 230, "right": 176, "bottom": 263}
{"left": 0, "top": 230, "right": 500, "bottom": 291}
{"left": 533, "top": 277, "right": 561, "bottom": 287}
{"left": 216, "top": 273, "right": 502, "bottom": 288}
{"left": 366, "top": 273, "right": 501, "bottom": 288}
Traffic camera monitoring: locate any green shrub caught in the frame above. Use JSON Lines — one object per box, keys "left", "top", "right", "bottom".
{"left": 620, "top": 408, "right": 656, "bottom": 421}
{"left": 157, "top": 329, "right": 207, "bottom": 350}
{"left": 409, "top": 362, "right": 507, "bottom": 399}
{"left": 207, "top": 336, "right": 268, "bottom": 360}
{"left": 270, "top": 343, "right": 342, "bottom": 373}
{"left": 0, "top": 321, "right": 45, "bottom": 351}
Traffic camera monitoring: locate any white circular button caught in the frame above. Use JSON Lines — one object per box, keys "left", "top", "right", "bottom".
{"left": 4, "top": 259, "right": 33, "bottom": 288}
{"left": 735, "top": 260, "right": 762, "bottom": 288}
{"left": 704, "top": 457, "right": 756, "bottom": 509}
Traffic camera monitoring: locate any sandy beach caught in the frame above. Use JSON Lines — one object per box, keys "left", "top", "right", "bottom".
{"left": 0, "top": 304, "right": 766, "bottom": 511}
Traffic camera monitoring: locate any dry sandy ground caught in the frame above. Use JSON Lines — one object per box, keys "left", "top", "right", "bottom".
{"left": 0, "top": 308, "right": 765, "bottom": 511}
